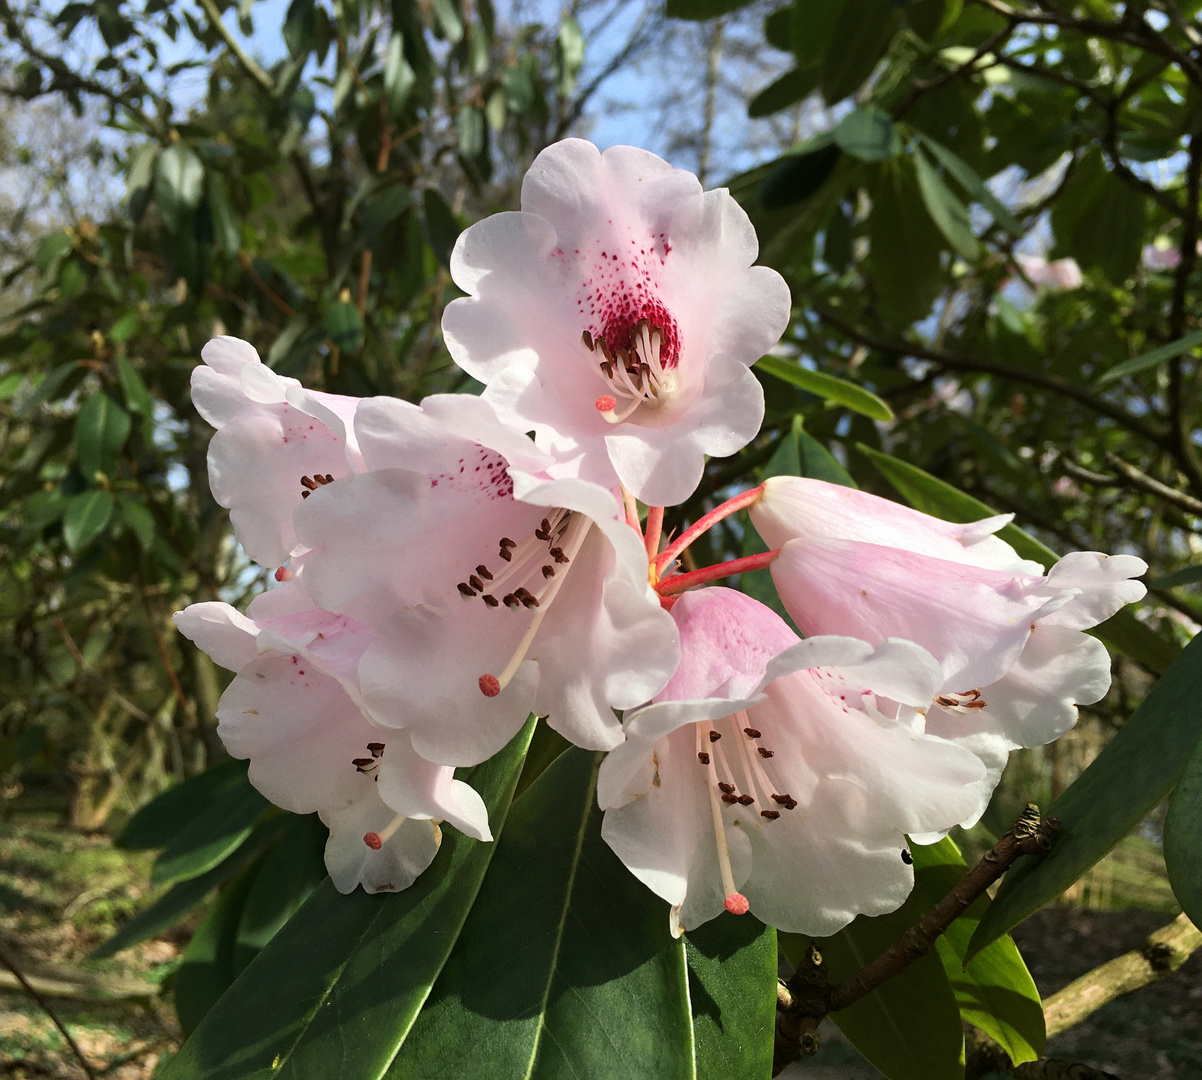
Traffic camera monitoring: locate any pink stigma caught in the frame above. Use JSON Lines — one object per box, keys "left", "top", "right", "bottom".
{"left": 595, "top": 395, "right": 617, "bottom": 412}
{"left": 724, "top": 892, "right": 750, "bottom": 916}
{"left": 479, "top": 674, "right": 501, "bottom": 697}
{"left": 363, "top": 832, "right": 383, "bottom": 850}
{"left": 274, "top": 566, "right": 292, "bottom": 581}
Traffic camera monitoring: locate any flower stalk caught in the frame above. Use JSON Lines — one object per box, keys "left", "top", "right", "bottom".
{"left": 655, "top": 485, "right": 764, "bottom": 574}
{"left": 655, "top": 550, "right": 780, "bottom": 596}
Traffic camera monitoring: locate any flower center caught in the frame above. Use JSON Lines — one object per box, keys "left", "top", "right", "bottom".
{"left": 461, "top": 509, "right": 593, "bottom": 696}
{"left": 300, "top": 473, "right": 335, "bottom": 498}
{"left": 583, "top": 307, "right": 681, "bottom": 423}
{"left": 351, "top": 741, "right": 385, "bottom": 780}
{"left": 933, "top": 688, "right": 988, "bottom": 714}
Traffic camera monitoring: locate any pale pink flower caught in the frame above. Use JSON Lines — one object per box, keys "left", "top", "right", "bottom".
{"left": 750, "top": 477, "right": 1146, "bottom": 813}
{"left": 1014, "top": 253, "right": 1083, "bottom": 291}
{"left": 191, "top": 336, "right": 365, "bottom": 567}
{"left": 173, "top": 577, "right": 491, "bottom": 893}
{"left": 599, "top": 588, "right": 985, "bottom": 937}
{"left": 294, "top": 393, "right": 680, "bottom": 767}
{"left": 442, "top": 138, "right": 791, "bottom": 507}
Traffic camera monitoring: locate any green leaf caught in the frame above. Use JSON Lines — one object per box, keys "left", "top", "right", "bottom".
{"left": 391, "top": 748, "right": 693, "bottom": 1079}
{"left": 757, "top": 356, "right": 894, "bottom": 420}
{"left": 556, "top": 15, "right": 584, "bottom": 96}
{"left": 125, "top": 144, "right": 158, "bottom": 220}
{"left": 1165, "top": 728, "right": 1202, "bottom": 930}
{"left": 120, "top": 761, "right": 254, "bottom": 850}
{"left": 970, "top": 631, "right": 1202, "bottom": 961}
{"left": 1095, "top": 328, "right": 1202, "bottom": 387}
{"left": 687, "top": 914, "right": 777, "bottom": 1080}
{"left": 1051, "top": 150, "right": 1144, "bottom": 285}
{"left": 429, "top": 0, "right": 464, "bottom": 42}
{"left": 916, "top": 133, "right": 1022, "bottom": 235}
{"left": 749, "top": 67, "right": 819, "bottom": 119}
{"left": 868, "top": 159, "right": 945, "bottom": 323}
{"left": 35, "top": 231, "right": 72, "bottom": 272}
{"left": 76, "top": 393, "right": 131, "bottom": 480}
{"left": 781, "top": 846, "right": 965, "bottom": 1080}
{"left": 95, "top": 816, "right": 291, "bottom": 959}
{"left": 118, "top": 495, "right": 157, "bottom": 550}
{"left": 456, "top": 103, "right": 485, "bottom": 159}
{"left": 283, "top": 0, "right": 315, "bottom": 59}
{"left": 175, "top": 862, "right": 261, "bottom": 1035}
{"left": 154, "top": 145, "right": 205, "bottom": 235}
{"left": 820, "top": 0, "right": 898, "bottom": 104}
{"left": 151, "top": 767, "right": 270, "bottom": 887}
{"left": 1148, "top": 565, "right": 1202, "bottom": 590}
{"left": 110, "top": 312, "right": 141, "bottom": 343}
{"left": 118, "top": 356, "right": 154, "bottom": 418}
{"left": 63, "top": 490, "right": 114, "bottom": 551}
{"left": 791, "top": 0, "right": 846, "bottom": 68}
{"left": 158, "top": 719, "right": 535, "bottom": 1080}
{"left": 422, "top": 188, "right": 462, "bottom": 267}
{"left": 833, "top": 105, "right": 903, "bottom": 162}
{"left": 17, "top": 361, "right": 79, "bottom": 416}
{"left": 854, "top": 444, "right": 1178, "bottom": 674}
{"left": 665, "top": 0, "right": 755, "bottom": 20}
{"left": 914, "top": 147, "right": 980, "bottom": 260}
{"left": 384, "top": 32, "right": 416, "bottom": 118}
{"left": 206, "top": 173, "right": 241, "bottom": 255}
{"left": 326, "top": 301, "right": 365, "bottom": 354}
{"left": 759, "top": 138, "right": 840, "bottom": 211}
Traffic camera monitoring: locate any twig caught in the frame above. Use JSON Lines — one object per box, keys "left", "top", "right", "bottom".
{"left": 775, "top": 805, "right": 1060, "bottom": 1074}
{"left": 1103, "top": 452, "right": 1202, "bottom": 516}
{"left": 896, "top": 26, "right": 1014, "bottom": 118}
{"left": 53, "top": 616, "right": 153, "bottom": 725}
{"left": 0, "top": 947, "right": 96, "bottom": 1079}
{"left": 197, "top": 0, "right": 275, "bottom": 94}
{"left": 1043, "top": 911, "right": 1202, "bottom": 1038}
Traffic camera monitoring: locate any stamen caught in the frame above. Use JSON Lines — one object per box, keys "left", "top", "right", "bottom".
{"left": 362, "top": 813, "right": 406, "bottom": 850}
{"left": 697, "top": 752, "right": 710, "bottom": 765}
{"left": 479, "top": 674, "right": 501, "bottom": 697}
{"left": 743, "top": 727, "right": 761, "bottom": 739}
{"left": 757, "top": 748, "right": 775, "bottom": 759}
{"left": 595, "top": 395, "right": 617, "bottom": 412}
{"left": 274, "top": 566, "right": 292, "bottom": 582}
{"left": 699, "top": 726, "right": 746, "bottom": 918}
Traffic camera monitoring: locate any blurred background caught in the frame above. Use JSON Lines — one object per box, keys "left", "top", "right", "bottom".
{"left": 0, "top": 0, "right": 1199, "bottom": 1074}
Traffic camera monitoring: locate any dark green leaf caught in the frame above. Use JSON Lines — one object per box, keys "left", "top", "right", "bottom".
{"left": 456, "top": 103, "right": 485, "bottom": 159}
{"left": 206, "top": 173, "right": 241, "bottom": 255}
{"left": 283, "top": 0, "right": 315, "bottom": 59}
{"left": 95, "top": 816, "right": 291, "bottom": 959}
{"left": 118, "top": 495, "right": 157, "bottom": 550}
{"left": 687, "top": 914, "right": 777, "bottom": 1080}
{"left": 1148, "top": 565, "right": 1202, "bottom": 590}
{"left": 868, "top": 159, "right": 945, "bottom": 323}
{"left": 970, "top": 631, "right": 1202, "bottom": 960}
{"left": 429, "top": 0, "right": 463, "bottom": 42}
{"left": 63, "top": 490, "right": 114, "bottom": 551}
{"left": 757, "top": 356, "right": 894, "bottom": 419}
{"left": 18, "top": 361, "right": 79, "bottom": 416}
{"left": 34, "top": 231, "right": 72, "bottom": 272}
{"left": 1095, "top": 328, "right": 1202, "bottom": 387}
{"left": 75, "top": 393, "right": 132, "bottom": 479}
{"left": 665, "top": 0, "right": 755, "bottom": 21}
{"left": 422, "top": 188, "right": 462, "bottom": 267}
{"left": 384, "top": 32, "right": 416, "bottom": 118}
{"left": 110, "top": 312, "right": 141, "bottom": 343}
{"left": 833, "top": 105, "right": 903, "bottom": 162}
{"left": 1051, "top": 150, "right": 1144, "bottom": 285}
{"left": 158, "top": 719, "right": 535, "bottom": 1080}
{"left": 1165, "top": 729, "right": 1202, "bottom": 930}
{"left": 151, "top": 767, "right": 270, "bottom": 887}
{"left": 914, "top": 147, "right": 980, "bottom": 260}
{"left": 791, "top": 0, "right": 846, "bottom": 68}
{"left": 326, "top": 301, "right": 365, "bottom": 354}
{"left": 118, "top": 356, "right": 154, "bottom": 418}
{"left": 390, "top": 748, "right": 693, "bottom": 1080}
{"left": 120, "top": 761, "right": 254, "bottom": 850}
{"left": 154, "top": 145, "right": 205, "bottom": 234}
{"left": 749, "top": 67, "right": 819, "bottom": 119}
{"left": 759, "top": 139, "right": 840, "bottom": 211}
{"left": 916, "top": 133, "right": 1022, "bottom": 235}
{"left": 820, "top": 0, "right": 898, "bottom": 104}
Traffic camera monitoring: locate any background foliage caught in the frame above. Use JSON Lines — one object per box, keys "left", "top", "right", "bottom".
{"left": 1, "top": 0, "right": 1201, "bottom": 1077}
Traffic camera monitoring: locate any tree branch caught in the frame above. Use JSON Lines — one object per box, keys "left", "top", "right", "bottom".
{"left": 197, "top": 0, "right": 276, "bottom": 94}
{"left": 0, "top": 947, "right": 96, "bottom": 1079}
{"left": 774, "top": 805, "right": 1061, "bottom": 1074}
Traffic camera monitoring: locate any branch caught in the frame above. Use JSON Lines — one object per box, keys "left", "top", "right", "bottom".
{"left": 1043, "top": 911, "right": 1202, "bottom": 1038}
{"left": 1103, "top": 452, "right": 1202, "bottom": 516}
{"left": 774, "top": 805, "right": 1060, "bottom": 1074}
{"left": 0, "top": 947, "right": 96, "bottom": 1079}
{"left": 895, "top": 26, "right": 1016, "bottom": 119}
{"left": 197, "top": 0, "right": 275, "bottom": 93}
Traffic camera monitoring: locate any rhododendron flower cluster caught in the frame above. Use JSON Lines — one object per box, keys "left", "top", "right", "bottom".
{"left": 175, "top": 139, "right": 1146, "bottom": 937}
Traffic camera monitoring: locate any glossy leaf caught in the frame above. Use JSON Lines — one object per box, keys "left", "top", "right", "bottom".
{"left": 390, "top": 748, "right": 693, "bottom": 1080}
{"left": 159, "top": 718, "right": 535, "bottom": 1080}
{"left": 970, "top": 631, "right": 1202, "bottom": 960}
{"left": 1095, "top": 328, "right": 1202, "bottom": 386}
{"left": 120, "top": 760, "right": 255, "bottom": 850}
{"left": 150, "top": 766, "right": 270, "bottom": 887}
{"left": 154, "top": 144, "right": 205, "bottom": 234}
{"left": 687, "top": 913, "right": 777, "bottom": 1080}
{"left": 63, "top": 490, "right": 115, "bottom": 551}
{"left": 790, "top": 0, "right": 845, "bottom": 68}
{"left": 1148, "top": 564, "right": 1202, "bottom": 590}
{"left": 834, "top": 106, "right": 903, "bottom": 162}
{"left": 916, "top": 133, "right": 1022, "bottom": 235}
{"left": 1165, "top": 728, "right": 1202, "bottom": 930}
{"left": 117, "top": 356, "right": 154, "bottom": 417}
{"left": 16, "top": 361, "right": 78, "bottom": 416}
{"left": 206, "top": 173, "right": 241, "bottom": 255}
{"left": 283, "top": 0, "right": 315, "bottom": 59}
{"left": 855, "top": 444, "right": 1179, "bottom": 675}
{"left": 756, "top": 355, "right": 894, "bottom": 420}
{"left": 820, "top": 0, "right": 898, "bottom": 104}
{"left": 868, "top": 159, "right": 945, "bottom": 323}
{"left": 759, "top": 138, "right": 840, "bottom": 211}
{"left": 914, "top": 147, "right": 980, "bottom": 260}
{"left": 385, "top": 32, "right": 416, "bottom": 118}
{"left": 75, "top": 392, "right": 131, "bottom": 479}
{"left": 118, "top": 495, "right": 157, "bottom": 550}
{"left": 326, "top": 301, "right": 365, "bottom": 354}
{"left": 749, "top": 67, "right": 819, "bottom": 119}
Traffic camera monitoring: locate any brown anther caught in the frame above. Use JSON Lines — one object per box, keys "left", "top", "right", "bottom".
{"left": 469, "top": 575, "right": 484, "bottom": 591}
{"left": 708, "top": 731, "right": 721, "bottom": 742}
{"left": 476, "top": 565, "right": 493, "bottom": 580}
{"left": 300, "top": 476, "right": 318, "bottom": 490}
{"left": 499, "top": 548, "right": 513, "bottom": 562}
{"left": 482, "top": 594, "right": 499, "bottom": 608}
{"left": 301, "top": 490, "right": 310, "bottom": 498}
{"left": 550, "top": 547, "right": 570, "bottom": 564}
{"left": 457, "top": 582, "right": 477, "bottom": 598}
{"left": 935, "top": 695, "right": 957, "bottom": 708}
{"left": 697, "top": 752, "right": 710, "bottom": 765}
{"left": 500, "top": 538, "right": 516, "bottom": 549}
{"left": 758, "top": 748, "right": 775, "bottom": 758}
{"left": 352, "top": 757, "right": 374, "bottom": 769}
{"left": 771, "top": 794, "right": 791, "bottom": 805}
{"left": 503, "top": 594, "right": 521, "bottom": 609}
{"left": 542, "top": 565, "right": 555, "bottom": 579}
{"left": 518, "top": 590, "right": 540, "bottom": 609}
{"left": 601, "top": 360, "right": 614, "bottom": 378}
{"left": 736, "top": 794, "right": 755, "bottom": 806}
{"left": 964, "top": 699, "right": 988, "bottom": 709}
{"left": 760, "top": 810, "right": 781, "bottom": 820}
{"left": 743, "top": 727, "right": 761, "bottom": 739}
{"left": 582, "top": 329, "right": 594, "bottom": 351}
{"left": 717, "top": 782, "right": 736, "bottom": 794}
{"left": 721, "top": 793, "right": 739, "bottom": 804}
{"left": 366, "top": 742, "right": 384, "bottom": 755}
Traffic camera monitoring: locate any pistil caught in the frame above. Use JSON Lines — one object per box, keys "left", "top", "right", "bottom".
{"left": 362, "top": 812, "right": 406, "bottom": 850}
